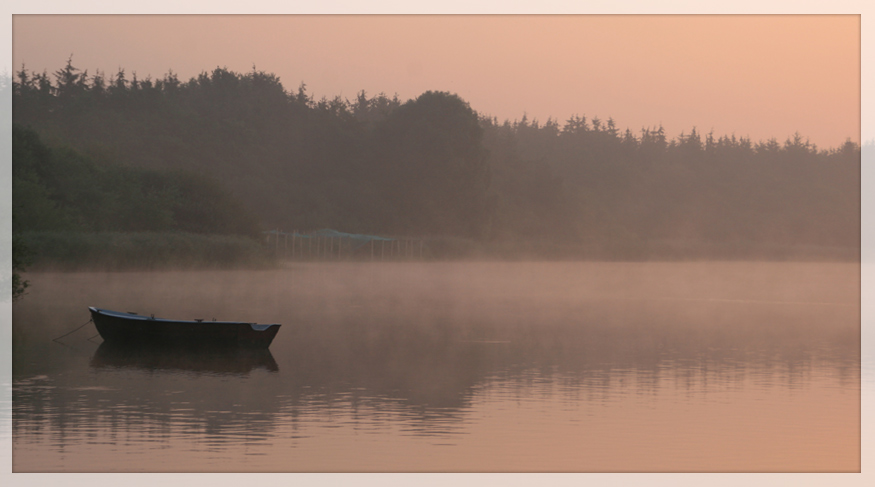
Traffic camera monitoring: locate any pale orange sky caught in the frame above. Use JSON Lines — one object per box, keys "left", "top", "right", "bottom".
{"left": 11, "top": 15, "right": 861, "bottom": 148}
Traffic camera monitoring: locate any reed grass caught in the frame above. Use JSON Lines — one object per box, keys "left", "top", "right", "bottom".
{"left": 421, "top": 236, "right": 859, "bottom": 262}
{"left": 17, "top": 231, "right": 275, "bottom": 271}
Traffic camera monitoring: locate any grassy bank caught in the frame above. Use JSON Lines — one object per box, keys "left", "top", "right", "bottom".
{"left": 17, "top": 231, "right": 275, "bottom": 271}
{"left": 416, "top": 236, "right": 860, "bottom": 262}
{"left": 15, "top": 231, "right": 858, "bottom": 272}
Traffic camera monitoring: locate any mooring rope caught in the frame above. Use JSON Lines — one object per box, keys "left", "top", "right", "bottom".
{"left": 52, "top": 318, "right": 94, "bottom": 343}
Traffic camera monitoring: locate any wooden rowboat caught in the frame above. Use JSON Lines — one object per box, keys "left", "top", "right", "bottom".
{"left": 89, "top": 307, "right": 281, "bottom": 348}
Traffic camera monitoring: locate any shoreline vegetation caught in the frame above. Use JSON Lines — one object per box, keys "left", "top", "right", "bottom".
{"left": 17, "top": 230, "right": 859, "bottom": 273}
{"left": 16, "top": 231, "right": 274, "bottom": 271}
{"left": 7, "top": 61, "right": 861, "bottom": 283}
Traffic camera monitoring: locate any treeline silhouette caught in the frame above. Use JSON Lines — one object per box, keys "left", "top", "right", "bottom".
{"left": 484, "top": 117, "right": 860, "bottom": 252}
{"left": 12, "top": 61, "right": 861, "bottom": 256}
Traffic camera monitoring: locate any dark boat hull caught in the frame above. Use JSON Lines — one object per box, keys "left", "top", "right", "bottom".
{"left": 89, "top": 307, "right": 280, "bottom": 348}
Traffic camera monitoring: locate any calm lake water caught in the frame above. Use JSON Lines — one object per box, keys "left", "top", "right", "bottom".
{"left": 11, "top": 262, "right": 860, "bottom": 472}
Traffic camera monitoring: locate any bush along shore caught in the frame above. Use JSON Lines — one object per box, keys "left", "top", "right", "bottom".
{"left": 11, "top": 124, "right": 272, "bottom": 278}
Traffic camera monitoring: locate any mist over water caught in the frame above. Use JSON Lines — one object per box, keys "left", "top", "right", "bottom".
{"left": 11, "top": 261, "right": 860, "bottom": 472}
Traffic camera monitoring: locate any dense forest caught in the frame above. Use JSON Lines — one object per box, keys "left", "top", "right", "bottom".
{"left": 11, "top": 60, "right": 861, "bottom": 259}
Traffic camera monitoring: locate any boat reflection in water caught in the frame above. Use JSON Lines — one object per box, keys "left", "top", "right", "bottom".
{"left": 89, "top": 341, "right": 279, "bottom": 375}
